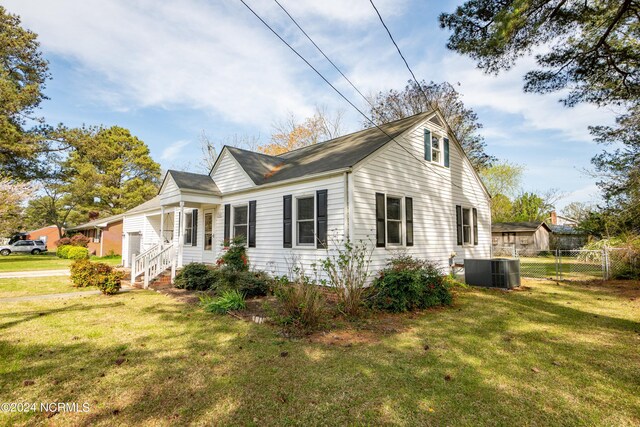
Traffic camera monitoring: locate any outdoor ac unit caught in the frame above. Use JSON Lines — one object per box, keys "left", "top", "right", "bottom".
{"left": 464, "top": 258, "right": 521, "bottom": 289}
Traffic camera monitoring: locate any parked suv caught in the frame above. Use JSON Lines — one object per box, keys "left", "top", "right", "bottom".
{"left": 0, "top": 240, "right": 47, "bottom": 256}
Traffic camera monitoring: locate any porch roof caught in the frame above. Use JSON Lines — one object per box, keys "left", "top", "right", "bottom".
{"left": 164, "top": 170, "right": 221, "bottom": 195}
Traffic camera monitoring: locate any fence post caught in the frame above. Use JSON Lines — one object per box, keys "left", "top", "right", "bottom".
{"left": 555, "top": 249, "right": 559, "bottom": 281}
{"left": 603, "top": 246, "right": 610, "bottom": 280}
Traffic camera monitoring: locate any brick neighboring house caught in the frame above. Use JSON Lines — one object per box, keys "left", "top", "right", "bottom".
{"left": 27, "top": 226, "right": 63, "bottom": 250}
{"left": 67, "top": 214, "right": 124, "bottom": 257}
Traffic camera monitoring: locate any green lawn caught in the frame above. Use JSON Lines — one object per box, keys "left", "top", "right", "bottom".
{"left": 0, "top": 253, "right": 121, "bottom": 272}
{"left": 0, "top": 279, "right": 638, "bottom": 426}
{"left": 0, "top": 276, "right": 94, "bottom": 299}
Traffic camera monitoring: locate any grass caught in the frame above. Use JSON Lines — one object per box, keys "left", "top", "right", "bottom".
{"left": 0, "top": 276, "right": 93, "bottom": 299}
{"left": 0, "top": 253, "right": 121, "bottom": 272}
{"left": 496, "top": 255, "right": 605, "bottom": 280}
{"left": 0, "top": 279, "right": 638, "bottom": 426}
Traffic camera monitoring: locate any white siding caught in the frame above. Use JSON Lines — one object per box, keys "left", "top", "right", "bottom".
{"left": 352, "top": 118, "right": 491, "bottom": 272}
{"left": 213, "top": 175, "right": 345, "bottom": 277}
{"left": 211, "top": 151, "right": 255, "bottom": 193}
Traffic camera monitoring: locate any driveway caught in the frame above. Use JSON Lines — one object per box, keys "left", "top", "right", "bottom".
{"left": 0, "top": 269, "right": 70, "bottom": 279}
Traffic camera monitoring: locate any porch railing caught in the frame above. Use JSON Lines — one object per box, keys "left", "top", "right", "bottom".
{"left": 131, "top": 243, "right": 177, "bottom": 288}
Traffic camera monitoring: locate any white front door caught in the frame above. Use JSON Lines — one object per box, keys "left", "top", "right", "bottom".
{"left": 202, "top": 209, "right": 216, "bottom": 264}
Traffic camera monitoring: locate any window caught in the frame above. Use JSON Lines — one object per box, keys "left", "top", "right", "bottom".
{"left": 492, "top": 236, "right": 499, "bottom": 245}
{"left": 233, "top": 205, "right": 248, "bottom": 239}
{"left": 296, "top": 196, "right": 315, "bottom": 245}
{"left": 431, "top": 135, "right": 441, "bottom": 164}
{"left": 14, "top": 241, "right": 33, "bottom": 246}
{"left": 462, "top": 208, "right": 472, "bottom": 245}
{"left": 376, "top": 193, "right": 413, "bottom": 247}
{"left": 184, "top": 211, "right": 193, "bottom": 245}
{"left": 502, "top": 232, "right": 516, "bottom": 245}
{"left": 386, "top": 196, "right": 402, "bottom": 245}
{"left": 204, "top": 212, "right": 213, "bottom": 250}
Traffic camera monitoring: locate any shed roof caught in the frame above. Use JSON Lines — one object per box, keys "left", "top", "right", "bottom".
{"left": 223, "top": 111, "right": 434, "bottom": 185}
{"left": 492, "top": 222, "right": 552, "bottom": 233}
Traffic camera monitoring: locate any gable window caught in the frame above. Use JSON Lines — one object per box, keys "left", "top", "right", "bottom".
{"left": 431, "top": 135, "right": 441, "bottom": 164}
{"left": 296, "top": 196, "right": 315, "bottom": 245}
{"left": 386, "top": 196, "right": 402, "bottom": 245}
{"left": 233, "top": 205, "right": 248, "bottom": 239}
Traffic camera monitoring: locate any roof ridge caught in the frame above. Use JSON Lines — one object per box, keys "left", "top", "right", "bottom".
{"left": 280, "top": 110, "right": 434, "bottom": 158}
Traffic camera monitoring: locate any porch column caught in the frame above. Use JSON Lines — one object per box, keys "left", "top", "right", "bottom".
{"left": 160, "top": 205, "right": 165, "bottom": 245}
{"left": 178, "top": 201, "right": 185, "bottom": 268}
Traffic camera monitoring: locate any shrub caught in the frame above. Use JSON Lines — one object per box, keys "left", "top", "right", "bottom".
{"left": 272, "top": 276, "right": 326, "bottom": 331}
{"left": 56, "top": 245, "right": 72, "bottom": 259}
{"left": 218, "top": 236, "right": 249, "bottom": 271}
{"left": 174, "top": 263, "right": 216, "bottom": 291}
{"left": 70, "top": 259, "right": 94, "bottom": 287}
{"left": 70, "top": 234, "right": 90, "bottom": 248}
{"left": 69, "top": 260, "right": 122, "bottom": 294}
{"left": 97, "top": 270, "right": 123, "bottom": 295}
{"left": 55, "top": 237, "right": 71, "bottom": 247}
{"left": 217, "top": 269, "right": 271, "bottom": 297}
{"left": 200, "top": 290, "right": 246, "bottom": 314}
{"left": 67, "top": 246, "right": 90, "bottom": 260}
{"left": 318, "top": 238, "right": 373, "bottom": 317}
{"left": 370, "top": 255, "right": 454, "bottom": 312}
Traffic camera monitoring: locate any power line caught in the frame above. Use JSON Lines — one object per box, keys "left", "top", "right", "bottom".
{"left": 272, "top": 0, "right": 374, "bottom": 109}
{"left": 368, "top": 0, "right": 434, "bottom": 108}
{"left": 237, "top": 0, "right": 463, "bottom": 189}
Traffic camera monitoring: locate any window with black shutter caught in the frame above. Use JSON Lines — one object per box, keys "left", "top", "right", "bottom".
{"left": 316, "top": 190, "right": 327, "bottom": 248}
{"left": 375, "top": 193, "right": 386, "bottom": 247}
{"left": 473, "top": 208, "right": 478, "bottom": 246}
{"left": 456, "top": 205, "right": 463, "bottom": 246}
{"left": 406, "top": 197, "right": 413, "bottom": 246}
{"left": 223, "top": 204, "right": 230, "bottom": 244}
{"left": 248, "top": 200, "right": 256, "bottom": 248}
{"left": 283, "top": 195, "right": 292, "bottom": 248}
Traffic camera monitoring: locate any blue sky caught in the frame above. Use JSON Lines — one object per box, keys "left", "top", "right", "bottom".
{"left": 6, "top": 0, "right": 614, "bottom": 210}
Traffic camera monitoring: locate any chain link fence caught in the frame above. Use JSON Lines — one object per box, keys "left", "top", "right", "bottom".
{"left": 492, "top": 246, "right": 639, "bottom": 281}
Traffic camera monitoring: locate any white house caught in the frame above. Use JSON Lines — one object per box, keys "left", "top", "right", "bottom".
{"left": 121, "top": 110, "right": 492, "bottom": 286}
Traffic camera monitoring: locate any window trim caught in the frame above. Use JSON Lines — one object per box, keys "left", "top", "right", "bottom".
{"left": 184, "top": 211, "right": 193, "bottom": 245}
{"left": 294, "top": 194, "right": 316, "bottom": 247}
{"left": 232, "top": 203, "right": 249, "bottom": 241}
{"left": 431, "top": 134, "right": 442, "bottom": 165}
{"left": 385, "top": 195, "right": 404, "bottom": 247}
{"left": 461, "top": 206, "right": 474, "bottom": 247}
{"left": 204, "top": 211, "right": 214, "bottom": 251}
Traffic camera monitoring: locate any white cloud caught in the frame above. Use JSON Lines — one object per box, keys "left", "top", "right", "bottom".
{"left": 161, "top": 140, "right": 191, "bottom": 161}
{"left": 557, "top": 183, "right": 601, "bottom": 209}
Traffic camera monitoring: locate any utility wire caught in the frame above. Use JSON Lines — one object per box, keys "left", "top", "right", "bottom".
{"left": 368, "top": 0, "right": 434, "bottom": 109}
{"left": 273, "top": 0, "right": 374, "bottom": 109}
{"left": 237, "top": 0, "right": 463, "bottom": 189}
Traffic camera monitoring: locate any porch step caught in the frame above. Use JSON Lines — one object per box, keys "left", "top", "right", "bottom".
{"left": 131, "top": 269, "right": 174, "bottom": 290}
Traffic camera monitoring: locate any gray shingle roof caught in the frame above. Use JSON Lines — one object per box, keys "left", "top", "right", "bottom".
{"left": 225, "top": 111, "right": 434, "bottom": 185}
{"left": 67, "top": 213, "right": 124, "bottom": 231}
{"left": 492, "top": 222, "right": 551, "bottom": 233}
{"left": 167, "top": 170, "right": 220, "bottom": 194}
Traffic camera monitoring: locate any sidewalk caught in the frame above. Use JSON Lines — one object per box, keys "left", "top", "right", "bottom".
{"left": 0, "top": 269, "right": 70, "bottom": 279}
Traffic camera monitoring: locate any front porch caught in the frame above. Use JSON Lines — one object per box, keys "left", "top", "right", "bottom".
{"left": 129, "top": 170, "right": 222, "bottom": 288}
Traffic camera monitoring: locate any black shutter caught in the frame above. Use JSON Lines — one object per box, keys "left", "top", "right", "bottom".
{"left": 376, "top": 193, "right": 386, "bottom": 248}
{"left": 473, "top": 207, "right": 478, "bottom": 246}
{"left": 316, "top": 190, "right": 328, "bottom": 248}
{"left": 248, "top": 200, "right": 256, "bottom": 248}
{"left": 444, "top": 138, "right": 450, "bottom": 168}
{"left": 456, "top": 205, "right": 463, "bottom": 246}
{"left": 224, "top": 204, "right": 230, "bottom": 244}
{"left": 424, "top": 129, "right": 432, "bottom": 161}
{"left": 406, "top": 197, "right": 413, "bottom": 247}
{"left": 192, "top": 209, "right": 198, "bottom": 246}
{"left": 283, "top": 195, "right": 292, "bottom": 248}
